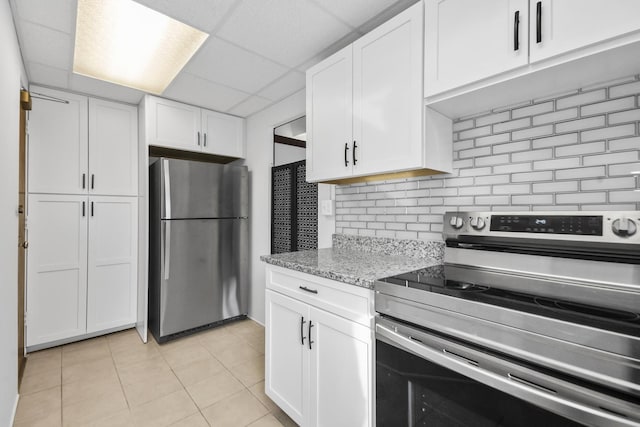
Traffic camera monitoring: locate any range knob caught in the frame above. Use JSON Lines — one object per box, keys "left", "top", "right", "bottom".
{"left": 470, "top": 217, "right": 486, "bottom": 230}
{"left": 612, "top": 218, "right": 637, "bottom": 237}
{"left": 449, "top": 215, "right": 464, "bottom": 229}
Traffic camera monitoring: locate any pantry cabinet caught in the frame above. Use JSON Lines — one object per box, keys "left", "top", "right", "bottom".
{"left": 265, "top": 265, "right": 373, "bottom": 427}
{"left": 307, "top": 1, "right": 449, "bottom": 183}
{"left": 28, "top": 87, "right": 138, "bottom": 196}
{"left": 144, "top": 95, "right": 245, "bottom": 158}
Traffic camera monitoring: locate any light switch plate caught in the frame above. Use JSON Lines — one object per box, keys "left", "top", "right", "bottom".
{"left": 321, "top": 199, "right": 334, "bottom": 216}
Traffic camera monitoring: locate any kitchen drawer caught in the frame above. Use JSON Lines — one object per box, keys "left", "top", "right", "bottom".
{"left": 266, "top": 265, "right": 373, "bottom": 327}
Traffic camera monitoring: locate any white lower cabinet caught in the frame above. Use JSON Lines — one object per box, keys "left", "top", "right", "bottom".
{"left": 26, "top": 194, "right": 138, "bottom": 347}
{"left": 265, "top": 265, "right": 373, "bottom": 427}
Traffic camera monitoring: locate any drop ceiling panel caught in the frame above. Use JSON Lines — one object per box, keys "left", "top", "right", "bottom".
{"left": 14, "top": 0, "right": 74, "bottom": 34}
{"left": 164, "top": 72, "right": 250, "bottom": 112}
{"left": 28, "top": 62, "right": 69, "bottom": 89}
{"left": 69, "top": 74, "right": 145, "bottom": 104}
{"left": 310, "top": 0, "right": 400, "bottom": 28}
{"left": 185, "top": 37, "right": 289, "bottom": 93}
{"left": 258, "top": 71, "right": 306, "bottom": 101}
{"left": 228, "top": 95, "right": 273, "bottom": 117}
{"left": 133, "top": 0, "right": 238, "bottom": 32}
{"left": 19, "top": 21, "right": 72, "bottom": 71}
{"left": 217, "top": 0, "right": 353, "bottom": 68}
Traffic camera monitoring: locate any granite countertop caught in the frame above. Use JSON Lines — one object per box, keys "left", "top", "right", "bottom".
{"left": 261, "top": 234, "right": 444, "bottom": 289}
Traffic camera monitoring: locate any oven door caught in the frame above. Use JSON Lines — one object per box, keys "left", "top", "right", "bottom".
{"left": 375, "top": 317, "right": 640, "bottom": 427}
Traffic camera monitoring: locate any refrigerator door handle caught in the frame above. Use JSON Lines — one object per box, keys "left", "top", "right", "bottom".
{"left": 164, "top": 220, "right": 171, "bottom": 280}
{"left": 163, "top": 159, "right": 172, "bottom": 219}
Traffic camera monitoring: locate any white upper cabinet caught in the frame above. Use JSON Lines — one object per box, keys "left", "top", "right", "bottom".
{"left": 87, "top": 196, "right": 138, "bottom": 333}
{"left": 143, "top": 95, "right": 245, "bottom": 159}
{"left": 306, "top": 45, "right": 353, "bottom": 182}
{"left": 28, "top": 87, "right": 88, "bottom": 195}
{"left": 201, "top": 109, "right": 245, "bottom": 158}
{"left": 89, "top": 99, "right": 138, "bottom": 196}
{"left": 306, "top": 2, "right": 450, "bottom": 183}
{"left": 425, "top": 0, "right": 529, "bottom": 97}
{"left": 529, "top": 0, "right": 640, "bottom": 62}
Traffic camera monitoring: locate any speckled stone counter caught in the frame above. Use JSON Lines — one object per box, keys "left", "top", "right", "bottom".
{"left": 260, "top": 234, "right": 444, "bottom": 289}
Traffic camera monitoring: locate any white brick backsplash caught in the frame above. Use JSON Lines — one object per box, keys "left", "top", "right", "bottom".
{"left": 610, "top": 81, "right": 640, "bottom": 98}
{"left": 609, "top": 109, "right": 640, "bottom": 125}
{"left": 334, "top": 76, "right": 640, "bottom": 239}
{"left": 556, "top": 89, "right": 606, "bottom": 109}
{"left": 556, "top": 192, "right": 607, "bottom": 204}
{"left": 555, "top": 141, "right": 606, "bottom": 157}
{"left": 581, "top": 124, "right": 635, "bottom": 142}
{"left": 493, "top": 117, "right": 531, "bottom": 133}
{"left": 512, "top": 148, "right": 553, "bottom": 162}
{"left": 580, "top": 177, "right": 636, "bottom": 190}
{"left": 532, "top": 181, "right": 578, "bottom": 193}
{"left": 512, "top": 102, "right": 553, "bottom": 118}
{"left": 583, "top": 151, "right": 639, "bottom": 166}
{"left": 581, "top": 97, "right": 635, "bottom": 116}
{"left": 511, "top": 194, "right": 554, "bottom": 205}
{"left": 533, "top": 158, "right": 580, "bottom": 170}
{"left": 511, "top": 171, "right": 553, "bottom": 182}
{"left": 532, "top": 133, "right": 578, "bottom": 149}
{"left": 476, "top": 133, "right": 510, "bottom": 146}
{"left": 512, "top": 125, "right": 554, "bottom": 140}
{"left": 555, "top": 116, "right": 605, "bottom": 133}
{"left": 532, "top": 108, "right": 578, "bottom": 126}
{"left": 475, "top": 111, "right": 510, "bottom": 127}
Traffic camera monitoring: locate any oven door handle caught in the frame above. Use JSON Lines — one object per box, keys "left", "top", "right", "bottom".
{"left": 376, "top": 322, "right": 640, "bottom": 427}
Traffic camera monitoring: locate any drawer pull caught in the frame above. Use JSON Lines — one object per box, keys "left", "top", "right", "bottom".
{"left": 299, "top": 286, "right": 318, "bottom": 294}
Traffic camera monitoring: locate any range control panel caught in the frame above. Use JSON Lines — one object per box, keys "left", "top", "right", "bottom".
{"left": 489, "top": 215, "right": 602, "bottom": 235}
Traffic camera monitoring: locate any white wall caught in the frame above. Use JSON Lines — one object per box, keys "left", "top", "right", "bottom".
{"left": 244, "top": 90, "right": 305, "bottom": 324}
{"left": 0, "top": 1, "right": 24, "bottom": 425}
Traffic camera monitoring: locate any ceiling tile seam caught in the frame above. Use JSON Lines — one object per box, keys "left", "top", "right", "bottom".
{"left": 255, "top": 70, "right": 305, "bottom": 100}
{"left": 206, "top": 0, "right": 244, "bottom": 35}
{"left": 224, "top": 93, "right": 269, "bottom": 115}
{"left": 212, "top": 34, "right": 298, "bottom": 72}
{"left": 25, "top": 60, "right": 70, "bottom": 87}
{"left": 307, "top": 0, "right": 359, "bottom": 33}
{"left": 180, "top": 70, "right": 256, "bottom": 99}
{"left": 18, "top": 17, "right": 73, "bottom": 36}
{"left": 243, "top": 87, "right": 306, "bottom": 119}
{"left": 8, "top": 0, "right": 31, "bottom": 85}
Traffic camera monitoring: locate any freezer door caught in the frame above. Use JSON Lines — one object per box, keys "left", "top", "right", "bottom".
{"left": 159, "top": 218, "right": 248, "bottom": 337}
{"left": 160, "top": 158, "right": 248, "bottom": 219}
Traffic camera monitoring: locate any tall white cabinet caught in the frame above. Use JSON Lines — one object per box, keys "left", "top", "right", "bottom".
{"left": 26, "top": 86, "right": 138, "bottom": 349}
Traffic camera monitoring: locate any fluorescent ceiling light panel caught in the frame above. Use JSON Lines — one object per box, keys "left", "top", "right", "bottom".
{"left": 74, "top": 0, "right": 208, "bottom": 94}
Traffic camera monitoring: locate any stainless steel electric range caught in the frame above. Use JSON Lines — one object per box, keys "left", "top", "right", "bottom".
{"left": 375, "top": 211, "right": 640, "bottom": 427}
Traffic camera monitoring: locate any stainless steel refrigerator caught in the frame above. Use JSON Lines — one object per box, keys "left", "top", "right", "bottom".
{"left": 148, "top": 158, "right": 248, "bottom": 343}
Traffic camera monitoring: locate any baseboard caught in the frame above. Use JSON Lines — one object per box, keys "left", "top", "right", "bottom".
{"left": 10, "top": 393, "right": 19, "bottom": 427}
{"left": 246, "top": 314, "right": 265, "bottom": 327}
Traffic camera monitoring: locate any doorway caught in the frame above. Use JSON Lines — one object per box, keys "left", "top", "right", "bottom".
{"left": 271, "top": 117, "right": 318, "bottom": 254}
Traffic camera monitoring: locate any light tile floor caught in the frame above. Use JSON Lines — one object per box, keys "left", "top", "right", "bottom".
{"left": 15, "top": 319, "right": 297, "bottom": 427}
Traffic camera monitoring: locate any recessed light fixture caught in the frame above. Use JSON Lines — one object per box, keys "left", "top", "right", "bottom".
{"left": 73, "top": 0, "right": 208, "bottom": 94}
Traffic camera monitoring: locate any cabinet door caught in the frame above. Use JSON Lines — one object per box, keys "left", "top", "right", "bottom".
{"left": 265, "top": 290, "right": 308, "bottom": 426}
{"left": 201, "top": 109, "right": 245, "bottom": 158}
{"left": 28, "top": 87, "right": 88, "bottom": 194}
{"left": 306, "top": 45, "right": 353, "bottom": 182}
{"left": 145, "top": 96, "right": 202, "bottom": 151}
{"left": 308, "top": 306, "right": 372, "bottom": 427}
{"left": 353, "top": 1, "right": 424, "bottom": 176}
{"left": 87, "top": 196, "right": 138, "bottom": 333}
{"left": 425, "top": 0, "right": 529, "bottom": 97}
{"left": 89, "top": 99, "right": 138, "bottom": 196}
{"left": 26, "top": 194, "right": 88, "bottom": 347}
{"left": 530, "top": 0, "right": 640, "bottom": 62}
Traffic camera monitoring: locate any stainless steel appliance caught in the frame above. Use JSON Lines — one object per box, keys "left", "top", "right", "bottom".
{"left": 148, "top": 158, "right": 248, "bottom": 343}
{"left": 375, "top": 211, "right": 640, "bottom": 426}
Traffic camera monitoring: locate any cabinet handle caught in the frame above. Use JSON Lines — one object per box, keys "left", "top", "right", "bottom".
{"left": 352, "top": 141, "right": 358, "bottom": 165}
{"left": 204, "top": 133, "right": 207, "bottom": 147}
{"left": 308, "top": 320, "right": 314, "bottom": 350}
{"left": 344, "top": 142, "right": 349, "bottom": 167}
{"left": 299, "top": 285, "right": 318, "bottom": 294}
{"left": 91, "top": 201, "right": 94, "bottom": 217}
{"left": 197, "top": 131, "right": 201, "bottom": 146}
{"left": 82, "top": 201, "right": 85, "bottom": 217}
{"left": 300, "top": 317, "right": 306, "bottom": 345}
{"left": 513, "top": 11, "right": 520, "bottom": 51}
{"left": 91, "top": 174, "right": 95, "bottom": 190}
{"left": 82, "top": 173, "right": 86, "bottom": 189}
{"left": 536, "top": 1, "right": 542, "bottom": 43}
